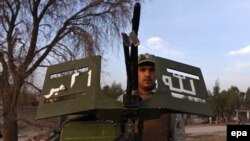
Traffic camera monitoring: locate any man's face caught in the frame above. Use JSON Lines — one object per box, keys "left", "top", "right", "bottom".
{"left": 138, "top": 64, "right": 156, "bottom": 91}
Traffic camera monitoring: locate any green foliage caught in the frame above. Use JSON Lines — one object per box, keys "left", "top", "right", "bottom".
{"left": 225, "top": 86, "right": 240, "bottom": 115}
{"left": 210, "top": 79, "right": 221, "bottom": 115}
{"left": 102, "top": 82, "right": 124, "bottom": 100}
{"left": 213, "top": 79, "right": 220, "bottom": 95}
{"left": 245, "top": 88, "right": 250, "bottom": 108}
{"left": 209, "top": 80, "right": 241, "bottom": 122}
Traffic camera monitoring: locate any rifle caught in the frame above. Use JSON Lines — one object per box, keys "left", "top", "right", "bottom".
{"left": 115, "top": 2, "right": 142, "bottom": 141}
{"left": 122, "top": 2, "right": 140, "bottom": 108}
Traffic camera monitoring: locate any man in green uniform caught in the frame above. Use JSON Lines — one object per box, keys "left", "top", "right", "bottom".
{"left": 137, "top": 53, "right": 186, "bottom": 141}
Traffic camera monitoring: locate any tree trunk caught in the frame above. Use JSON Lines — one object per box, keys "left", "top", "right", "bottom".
{"left": 3, "top": 91, "right": 18, "bottom": 141}
{"left": 3, "top": 115, "right": 18, "bottom": 141}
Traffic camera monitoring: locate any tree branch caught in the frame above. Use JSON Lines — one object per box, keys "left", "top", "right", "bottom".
{"left": 38, "top": 0, "right": 55, "bottom": 22}
{"left": 0, "top": 51, "right": 9, "bottom": 85}
{"left": 25, "top": 27, "right": 71, "bottom": 77}
{"left": 6, "top": 0, "right": 20, "bottom": 76}
{"left": 24, "top": 81, "right": 42, "bottom": 92}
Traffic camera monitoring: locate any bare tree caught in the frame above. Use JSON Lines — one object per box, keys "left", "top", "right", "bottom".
{"left": 0, "top": 0, "right": 138, "bottom": 140}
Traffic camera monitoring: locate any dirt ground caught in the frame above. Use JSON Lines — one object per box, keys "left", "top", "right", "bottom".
{"left": 187, "top": 133, "right": 226, "bottom": 141}
{"left": 186, "top": 125, "right": 226, "bottom": 141}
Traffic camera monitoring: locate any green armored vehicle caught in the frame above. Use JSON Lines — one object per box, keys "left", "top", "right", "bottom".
{"left": 36, "top": 55, "right": 212, "bottom": 140}
{"left": 36, "top": 3, "right": 213, "bottom": 141}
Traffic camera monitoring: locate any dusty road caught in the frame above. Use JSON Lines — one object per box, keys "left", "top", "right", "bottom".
{"left": 186, "top": 125, "right": 226, "bottom": 135}
{"left": 185, "top": 125, "right": 226, "bottom": 141}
